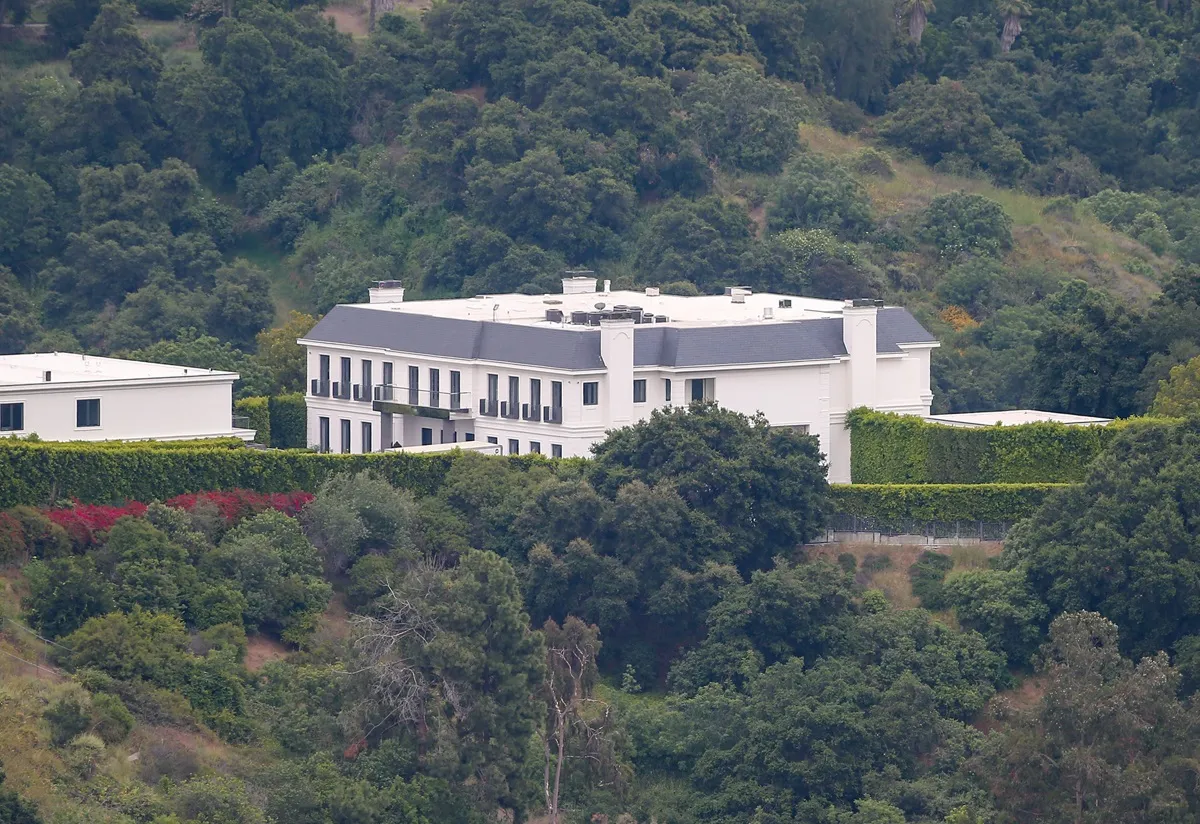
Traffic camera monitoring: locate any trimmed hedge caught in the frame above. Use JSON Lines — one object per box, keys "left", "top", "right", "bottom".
{"left": 830, "top": 483, "right": 1071, "bottom": 522}
{"left": 847, "top": 409, "right": 1179, "bottom": 483}
{"left": 234, "top": 396, "right": 270, "bottom": 445}
{"left": 0, "top": 436, "right": 246, "bottom": 450}
{"left": 269, "top": 393, "right": 307, "bottom": 450}
{"left": 0, "top": 442, "right": 458, "bottom": 507}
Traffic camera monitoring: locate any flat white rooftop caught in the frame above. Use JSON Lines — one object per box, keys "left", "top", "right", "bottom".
{"left": 355, "top": 289, "right": 847, "bottom": 328}
{"left": 0, "top": 353, "right": 238, "bottom": 387}
{"left": 924, "top": 410, "right": 1113, "bottom": 427}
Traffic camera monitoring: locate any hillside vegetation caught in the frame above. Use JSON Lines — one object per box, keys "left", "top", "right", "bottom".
{"left": 5, "top": 0, "right": 1200, "bottom": 418}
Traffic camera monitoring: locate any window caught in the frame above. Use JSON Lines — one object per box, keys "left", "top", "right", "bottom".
{"left": 551, "top": 380, "right": 563, "bottom": 409}
{"left": 465, "top": 432, "right": 475, "bottom": 442}
{"left": 633, "top": 379, "right": 646, "bottom": 403}
{"left": 76, "top": 398, "right": 100, "bottom": 428}
{"left": 340, "top": 357, "right": 351, "bottom": 392}
{"left": 487, "top": 436, "right": 498, "bottom": 444}
{"left": 551, "top": 444, "right": 562, "bottom": 458}
{"left": 487, "top": 373, "right": 499, "bottom": 405}
{"left": 430, "top": 368, "right": 440, "bottom": 407}
{"left": 450, "top": 370, "right": 461, "bottom": 409}
{"left": 318, "top": 417, "right": 330, "bottom": 452}
{"left": 422, "top": 427, "right": 433, "bottom": 445}
{"left": 508, "top": 439, "right": 519, "bottom": 455}
{"left": 508, "top": 375, "right": 519, "bottom": 408}
{"left": 529, "top": 378, "right": 541, "bottom": 419}
{"left": 0, "top": 403, "right": 23, "bottom": 432}
{"left": 529, "top": 441, "right": 541, "bottom": 454}
{"left": 664, "top": 379, "right": 672, "bottom": 403}
{"left": 340, "top": 419, "right": 351, "bottom": 453}
{"left": 689, "top": 378, "right": 714, "bottom": 402}
{"left": 408, "top": 366, "right": 420, "bottom": 405}
{"left": 583, "top": 382, "right": 599, "bottom": 406}
{"left": 319, "top": 354, "right": 330, "bottom": 382}
{"left": 382, "top": 361, "right": 393, "bottom": 387}
{"left": 362, "top": 421, "right": 373, "bottom": 453}
{"left": 362, "top": 360, "right": 372, "bottom": 397}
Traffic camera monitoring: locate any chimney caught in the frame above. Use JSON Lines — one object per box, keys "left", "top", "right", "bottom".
{"left": 368, "top": 281, "right": 405, "bottom": 304}
{"left": 843, "top": 299, "right": 882, "bottom": 409}
{"left": 603, "top": 279, "right": 612, "bottom": 293}
{"left": 600, "top": 318, "right": 635, "bottom": 429}
{"left": 562, "top": 269, "right": 597, "bottom": 295}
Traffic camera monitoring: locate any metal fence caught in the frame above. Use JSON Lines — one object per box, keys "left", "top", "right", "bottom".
{"left": 824, "top": 513, "right": 1012, "bottom": 542}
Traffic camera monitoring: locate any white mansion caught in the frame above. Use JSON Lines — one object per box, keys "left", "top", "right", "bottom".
{"left": 300, "top": 277, "right": 939, "bottom": 483}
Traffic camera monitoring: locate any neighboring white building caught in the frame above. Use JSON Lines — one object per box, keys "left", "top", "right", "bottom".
{"left": 0, "top": 353, "right": 255, "bottom": 443}
{"left": 923, "top": 410, "right": 1112, "bottom": 428}
{"left": 300, "top": 278, "right": 940, "bottom": 482}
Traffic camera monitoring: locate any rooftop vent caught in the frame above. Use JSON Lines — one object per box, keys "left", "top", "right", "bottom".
{"left": 851, "top": 298, "right": 885, "bottom": 308}
{"left": 725, "top": 286, "right": 752, "bottom": 296}
{"left": 562, "top": 269, "right": 597, "bottom": 295}
{"left": 645, "top": 286, "right": 660, "bottom": 297}
{"left": 779, "top": 299, "right": 792, "bottom": 309}
{"left": 762, "top": 307, "right": 774, "bottom": 320}
{"left": 369, "top": 281, "right": 405, "bottom": 304}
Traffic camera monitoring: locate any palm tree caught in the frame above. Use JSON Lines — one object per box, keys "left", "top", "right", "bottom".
{"left": 997, "top": 0, "right": 1031, "bottom": 53}
{"left": 900, "top": 0, "right": 936, "bottom": 44}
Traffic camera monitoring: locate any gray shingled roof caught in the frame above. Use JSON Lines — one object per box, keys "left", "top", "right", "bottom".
{"left": 305, "top": 306, "right": 936, "bottom": 371}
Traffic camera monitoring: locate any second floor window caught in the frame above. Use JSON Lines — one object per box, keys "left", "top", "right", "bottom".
{"left": 362, "top": 360, "right": 372, "bottom": 392}
{"left": 552, "top": 380, "right": 563, "bottom": 410}
{"left": 319, "top": 354, "right": 330, "bottom": 382}
{"left": 664, "top": 378, "right": 672, "bottom": 402}
{"left": 430, "top": 368, "right": 440, "bottom": 407}
{"left": 530, "top": 378, "right": 541, "bottom": 412}
{"left": 382, "top": 361, "right": 393, "bottom": 386}
{"left": 409, "top": 366, "right": 420, "bottom": 405}
{"left": 583, "top": 382, "right": 599, "bottom": 406}
{"left": 340, "top": 357, "right": 351, "bottom": 389}
{"left": 450, "top": 370, "right": 461, "bottom": 409}
{"left": 633, "top": 379, "right": 646, "bottom": 403}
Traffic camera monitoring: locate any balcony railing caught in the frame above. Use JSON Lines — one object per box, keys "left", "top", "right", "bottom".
{"left": 311, "top": 379, "right": 330, "bottom": 397}
{"left": 479, "top": 398, "right": 498, "bottom": 417}
{"left": 375, "top": 384, "right": 472, "bottom": 413}
{"left": 332, "top": 381, "right": 351, "bottom": 400}
{"left": 543, "top": 405, "right": 563, "bottom": 424}
{"left": 500, "top": 401, "right": 520, "bottom": 420}
{"left": 521, "top": 403, "right": 541, "bottom": 422}
{"left": 353, "top": 383, "right": 373, "bottom": 402}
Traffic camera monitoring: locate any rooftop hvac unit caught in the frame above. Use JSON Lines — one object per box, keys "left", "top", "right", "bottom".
{"left": 545, "top": 309, "right": 564, "bottom": 323}
{"left": 763, "top": 307, "right": 774, "bottom": 320}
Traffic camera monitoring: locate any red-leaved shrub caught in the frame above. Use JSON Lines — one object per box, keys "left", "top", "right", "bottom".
{"left": 164, "top": 490, "right": 313, "bottom": 525}
{"left": 45, "top": 502, "right": 149, "bottom": 551}
{"left": 0, "top": 511, "right": 26, "bottom": 563}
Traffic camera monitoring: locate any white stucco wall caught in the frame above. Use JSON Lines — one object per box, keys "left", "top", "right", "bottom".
{"left": 0, "top": 378, "right": 240, "bottom": 442}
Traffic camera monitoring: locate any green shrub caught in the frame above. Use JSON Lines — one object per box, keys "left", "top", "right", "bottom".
{"left": 234, "top": 396, "right": 270, "bottom": 445}
{"left": 917, "top": 192, "right": 1013, "bottom": 258}
{"left": 44, "top": 692, "right": 92, "bottom": 747}
{"left": 845, "top": 409, "right": 1172, "bottom": 484}
{"left": 829, "top": 483, "right": 1069, "bottom": 522}
{"left": 908, "top": 551, "right": 954, "bottom": 610}
{"left": 90, "top": 693, "right": 135, "bottom": 744}
{"left": 0, "top": 511, "right": 25, "bottom": 563}
{"left": 268, "top": 394, "right": 307, "bottom": 449}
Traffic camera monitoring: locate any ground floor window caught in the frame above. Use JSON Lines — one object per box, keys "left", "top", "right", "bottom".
{"left": 340, "top": 419, "right": 351, "bottom": 453}
{"left": 508, "top": 439, "right": 519, "bottom": 455}
{"left": 421, "top": 427, "right": 433, "bottom": 445}
{"left": 318, "top": 417, "right": 330, "bottom": 452}
{"left": 551, "top": 444, "right": 562, "bottom": 458}
{"left": 362, "top": 421, "right": 373, "bottom": 452}
{"left": 487, "top": 436, "right": 498, "bottom": 444}
{"left": 530, "top": 441, "right": 541, "bottom": 454}
{"left": 76, "top": 398, "right": 100, "bottom": 428}
{"left": 0, "top": 402, "right": 23, "bottom": 431}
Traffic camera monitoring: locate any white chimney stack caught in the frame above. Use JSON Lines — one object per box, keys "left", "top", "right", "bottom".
{"left": 843, "top": 299, "right": 880, "bottom": 409}
{"left": 600, "top": 318, "right": 635, "bottom": 430}
{"left": 603, "top": 279, "right": 612, "bottom": 293}
{"left": 368, "top": 281, "right": 405, "bottom": 304}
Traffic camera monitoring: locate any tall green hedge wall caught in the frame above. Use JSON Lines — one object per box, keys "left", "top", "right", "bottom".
{"left": 268, "top": 394, "right": 307, "bottom": 450}
{"left": 0, "top": 441, "right": 505, "bottom": 507}
{"left": 234, "top": 396, "right": 270, "bottom": 445}
{"left": 846, "top": 409, "right": 1179, "bottom": 483}
{"left": 829, "top": 483, "right": 1069, "bottom": 523}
